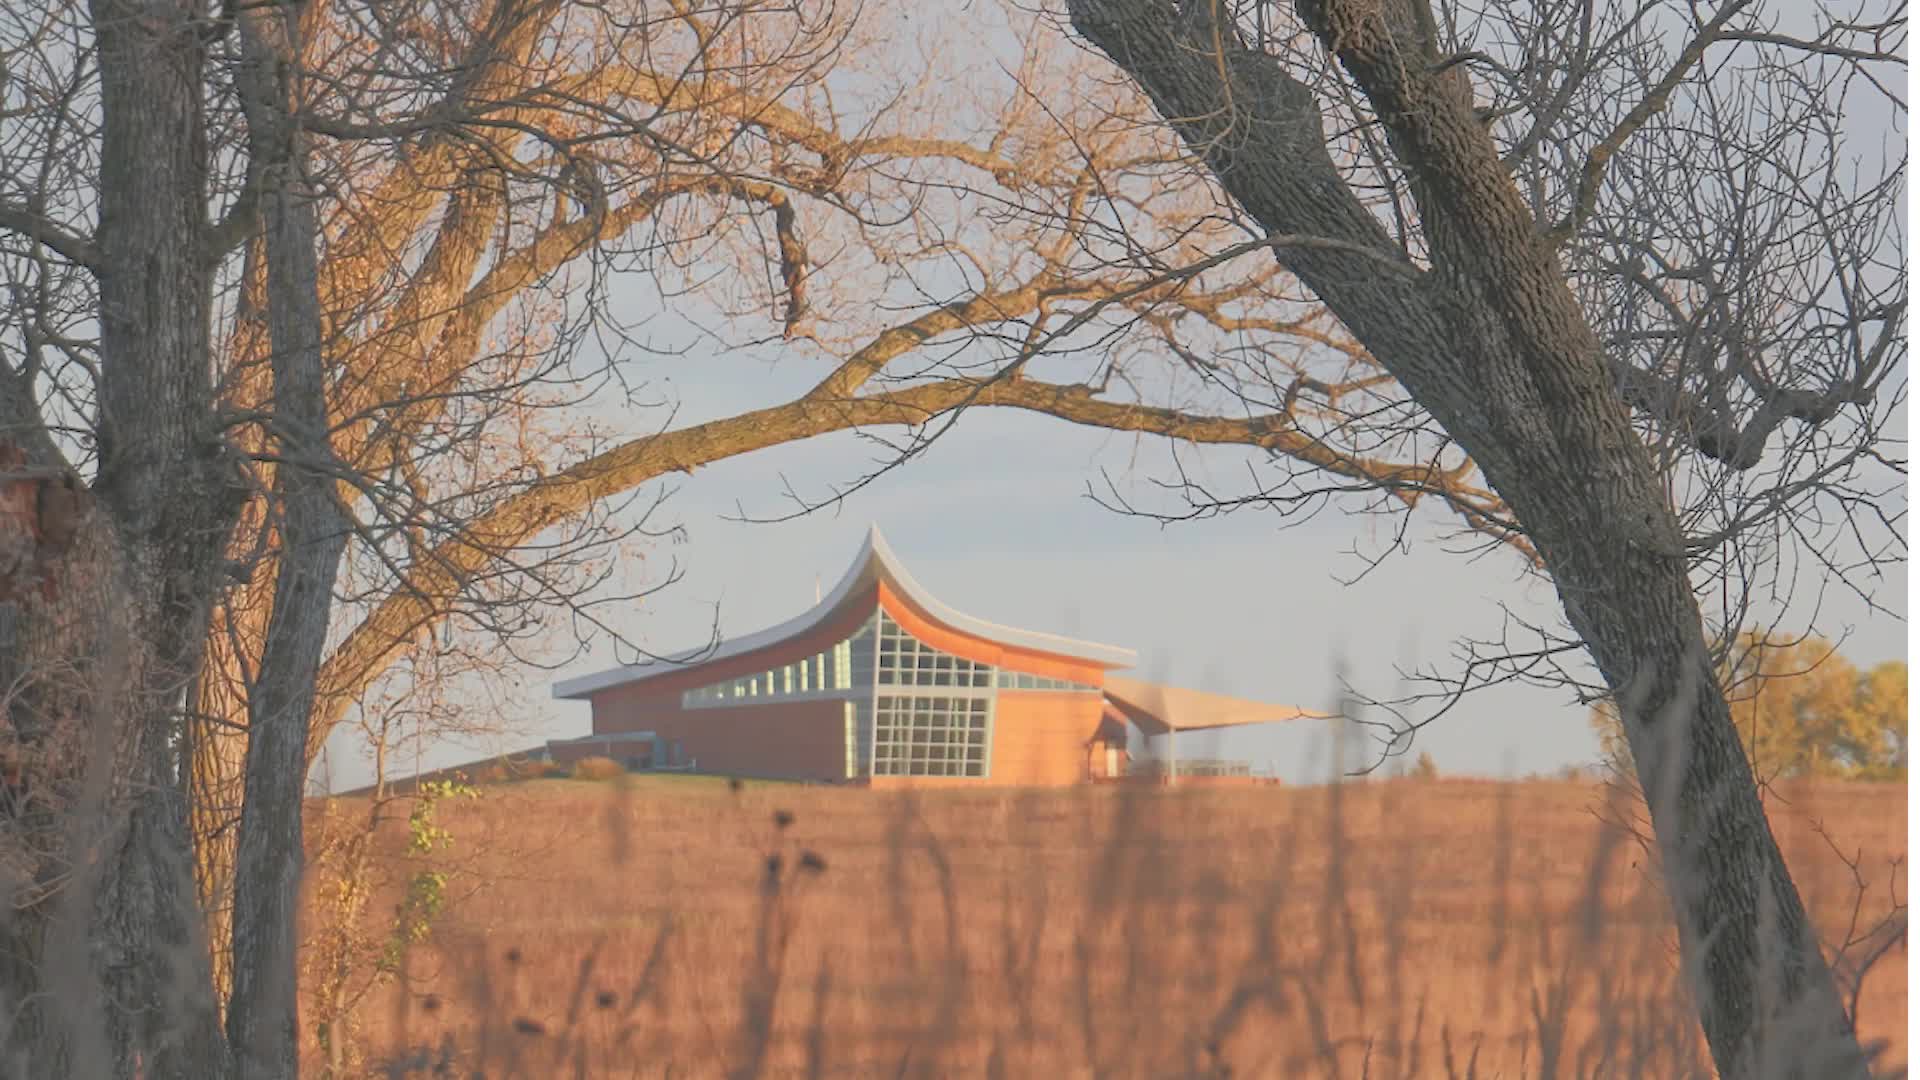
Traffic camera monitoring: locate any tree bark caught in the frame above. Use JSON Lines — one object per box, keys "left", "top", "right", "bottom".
{"left": 1064, "top": 1, "right": 1870, "bottom": 1076}
{"left": 0, "top": 3, "right": 257, "bottom": 1077}
{"left": 224, "top": 8, "right": 350, "bottom": 1078}
{"left": 192, "top": 213, "right": 278, "bottom": 1020}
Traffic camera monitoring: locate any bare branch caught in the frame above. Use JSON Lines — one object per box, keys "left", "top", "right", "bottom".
{"left": 1544, "top": 0, "right": 1758, "bottom": 247}
{"left": 0, "top": 203, "right": 97, "bottom": 270}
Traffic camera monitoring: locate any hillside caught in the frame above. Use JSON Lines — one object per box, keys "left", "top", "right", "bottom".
{"left": 300, "top": 776, "right": 1907, "bottom": 1078}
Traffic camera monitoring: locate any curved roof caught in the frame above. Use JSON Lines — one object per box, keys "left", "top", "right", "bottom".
{"left": 553, "top": 525, "right": 1138, "bottom": 700}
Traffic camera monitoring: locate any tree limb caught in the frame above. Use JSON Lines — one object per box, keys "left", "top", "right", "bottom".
{"left": 305, "top": 370, "right": 1514, "bottom": 762}
{"left": 0, "top": 204, "right": 98, "bottom": 270}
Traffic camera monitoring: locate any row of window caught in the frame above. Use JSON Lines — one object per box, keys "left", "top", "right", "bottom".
{"left": 683, "top": 615, "right": 877, "bottom": 707}
{"left": 684, "top": 609, "right": 1096, "bottom": 707}
{"left": 994, "top": 670, "right": 1098, "bottom": 692}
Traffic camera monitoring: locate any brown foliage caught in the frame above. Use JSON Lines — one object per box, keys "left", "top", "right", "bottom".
{"left": 305, "top": 776, "right": 1906, "bottom": 1078}
{"left": 570, "top": 757, "right": 625, "bottom": 782}
{"left": 0, "top": 441, "right": 88, "bottom": 606}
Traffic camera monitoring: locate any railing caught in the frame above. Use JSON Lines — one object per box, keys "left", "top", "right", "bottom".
{"left": 1128, "top": 759, "right": 1256, "bottom": 779}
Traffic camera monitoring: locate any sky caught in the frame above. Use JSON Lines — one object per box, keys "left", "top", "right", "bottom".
{"left": 311, "top": 2, "right": 1909, "bottom": 795}
{"left": 315, "top": 344, "right": 1908, "bottom": 793}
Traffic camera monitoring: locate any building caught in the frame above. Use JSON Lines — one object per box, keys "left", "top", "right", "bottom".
{"left": 550, "top": 527, "right": 1324, "bottom": 786}
{"left": 330, "top": 745, "right": 554, "bottom": 799}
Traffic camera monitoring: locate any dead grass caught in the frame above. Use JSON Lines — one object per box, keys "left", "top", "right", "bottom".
{"left": 301, "top": 775, "right": 1906, "bottom": 1078}
{"left": 572, "top": 757, "right": 627, "bottom": 782}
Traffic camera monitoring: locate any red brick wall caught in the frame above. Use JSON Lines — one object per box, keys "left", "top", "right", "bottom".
{"left": 581, "top": 586, "right": 876, "bottom": 783}
{"left": 642, "top": 699, "right": 849, "bottom": 781}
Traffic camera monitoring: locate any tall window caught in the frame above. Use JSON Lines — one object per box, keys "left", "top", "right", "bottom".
{"left": 845, "top": 698, "right": 872, "bottom": 780}
{"left": 872, "top": 694, "right": 991, "bottom": 777}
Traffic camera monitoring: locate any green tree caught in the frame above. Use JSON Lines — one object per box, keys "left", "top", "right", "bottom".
{"left": 1593, "top": 634, "right": 1907, "bottom": 781}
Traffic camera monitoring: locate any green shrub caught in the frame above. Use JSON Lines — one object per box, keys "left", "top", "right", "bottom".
{"left": 571, "top": 756, "right": 624, "bottom": 782}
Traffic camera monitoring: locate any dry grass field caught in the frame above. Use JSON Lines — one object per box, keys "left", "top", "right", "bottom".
{"left": 301, "top": 775, "right": 1906, "bottom": 1079}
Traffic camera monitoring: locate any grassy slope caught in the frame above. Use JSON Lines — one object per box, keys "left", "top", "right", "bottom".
{"left": 302, "top": 776, "right": 1906, "bottom": 1078}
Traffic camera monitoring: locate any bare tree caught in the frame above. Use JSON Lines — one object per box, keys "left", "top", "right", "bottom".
{"left": 0, "top": 1, "right": 1530, "bottom": 1076}
{"left": 1057, "top": 0, "right": 1903, "bottom": 1076}
{"left": 222, "top": 6, "right": 347, "bottom": 1075}
{"left": 4, "top": 0, "right": 1892, "bottom": 1073}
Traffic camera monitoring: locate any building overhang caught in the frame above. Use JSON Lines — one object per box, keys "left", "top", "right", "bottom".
{"left": 548, "top": 731, "right": 658, "bottom": 745}
{"left": 1102, "top": 675, "right": 1333, "bottom": 736}
{"left": 553, "top": 525, "right": 1138, "bottom": 700}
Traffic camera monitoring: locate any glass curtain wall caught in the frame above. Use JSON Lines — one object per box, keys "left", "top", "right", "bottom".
{"left": 871, "top": 610, "right": 996, "bottom": 778}
{"left": 676, "top": 603, "right": 1093, "bottom": 781}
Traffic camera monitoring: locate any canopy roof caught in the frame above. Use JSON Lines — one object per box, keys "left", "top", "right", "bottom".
{"left": 553, "top": 526, "right": 1139, "bottom": 700}
{"left": 1102, "top": 675, "right": 1332, "bottom": 735}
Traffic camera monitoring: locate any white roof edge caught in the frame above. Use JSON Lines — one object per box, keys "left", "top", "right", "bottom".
{"left": 553, "top": 525, "right": 1137, "bottom": 700}
{"left": 548, "top": 731, "right": 658, "bottom": 743}
{"left": 866, "top": 527, "right": 1138, "bottom": 669}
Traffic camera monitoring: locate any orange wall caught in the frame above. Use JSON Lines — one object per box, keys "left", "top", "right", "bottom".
{"left": 868, "top": 775, "right": 995, "bottom": 790}
{"left": 987, "top": 691, "right": 1107, "bottom": 786}
{"left": 877, "top": 583, "right": 1108, "bottom": 686}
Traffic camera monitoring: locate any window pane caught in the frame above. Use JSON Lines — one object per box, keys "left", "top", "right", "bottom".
{"left": 874, "top": 692, "right": 991, "bottom": 778}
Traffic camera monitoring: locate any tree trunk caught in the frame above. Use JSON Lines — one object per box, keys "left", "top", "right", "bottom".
{"left": 0, "top": 3, "right": 258, "bottom": 1077}
{"left": 192, "top": 201, "right": 279, "bottom": 1021}
{"left": 1064, "top": 2, "right": 1871, "bottom": 1076}
{"left": 224, "top": 8, "right": 350, "bottom": 1079}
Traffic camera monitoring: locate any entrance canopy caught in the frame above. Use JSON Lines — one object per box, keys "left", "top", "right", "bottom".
{"left": 1103, "top": 675, "right": 1331, "bottom": 736}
